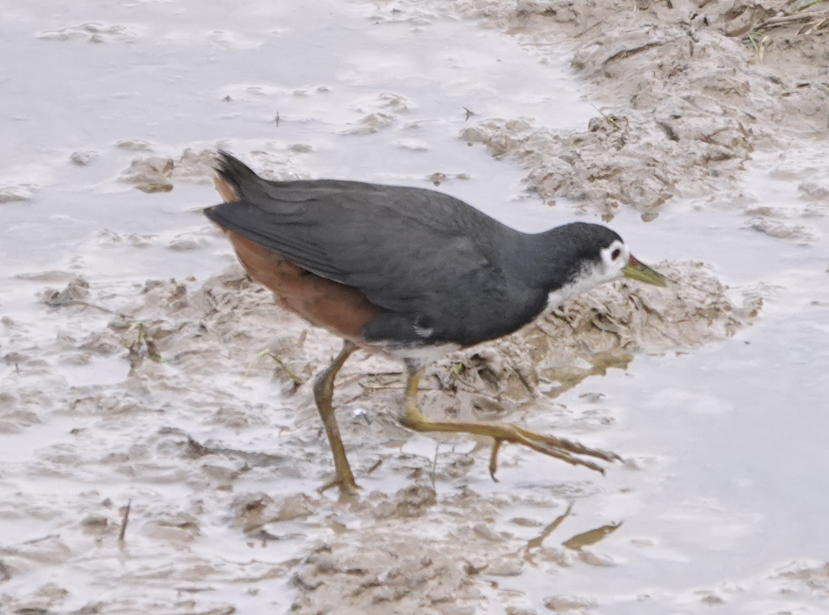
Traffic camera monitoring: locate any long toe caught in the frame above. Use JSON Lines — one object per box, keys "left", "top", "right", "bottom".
{"left": 492, "top": 425, "right": 620, "bottom": 476}
{"left": 511, "top": 425, "right": 621, "bottom": 463}
{"left": 318, "top": 474, "right": 361, "bottom": 496}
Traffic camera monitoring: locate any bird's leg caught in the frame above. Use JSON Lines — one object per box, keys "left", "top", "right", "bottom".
{"left": 313, "top": 340, "right": 359, "bottom": 495}
{"left": 398, "top": 368, "right": 620, "bottom": 480}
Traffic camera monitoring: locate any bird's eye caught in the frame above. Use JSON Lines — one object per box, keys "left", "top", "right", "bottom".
{"left": 611, "top": 248, "right": 622, "bottom": 260}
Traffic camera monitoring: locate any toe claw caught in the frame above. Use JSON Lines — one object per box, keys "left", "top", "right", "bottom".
{"left": 319, "top": 476, "right": 361, "bottom": 496}
{"left": 489, "top": 439, "right": 503, "bottom": 482}
{"left": 506, "top": 426, "right": 618, "bottom": 474}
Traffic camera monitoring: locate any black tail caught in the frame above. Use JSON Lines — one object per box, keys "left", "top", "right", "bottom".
{"left": 205, "top": 151, "right": 258, "bottom": 226}
{"left": 204, "top": 196, "right": 259, "bottom": 236}
{"left": 215, "top": 150, "right": 261, "bottom": 199}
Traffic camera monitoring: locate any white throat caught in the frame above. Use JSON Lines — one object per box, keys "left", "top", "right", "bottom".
{"left": 539, "top": 238, "right": 628, "bottom": 317}
{"left": 542, "top": 275, "right": 604, "bottom": 316}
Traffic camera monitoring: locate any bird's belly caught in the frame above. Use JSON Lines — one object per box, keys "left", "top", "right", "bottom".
{"left": 226, "top": 231, "right": 382, "bottom": 342}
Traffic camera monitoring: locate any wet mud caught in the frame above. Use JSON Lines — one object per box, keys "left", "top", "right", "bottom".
{"left": 2, "top": 0, "right": 828, "bottom": 613}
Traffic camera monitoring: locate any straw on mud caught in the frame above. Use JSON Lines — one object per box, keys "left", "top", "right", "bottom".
{"left": 746, "top": 32, "right": 765, "bottom": 60}
{"left": 590, "top": 104, "right": 624, "bottom": 131}
{"left": 751, "top": 4, "right": 829, "bottom": 35}
{"left": 794, "top": 0, "right": 828, "bottom": 12}
{"left": 244, "top": 349, "right": 303, "bottom": 385}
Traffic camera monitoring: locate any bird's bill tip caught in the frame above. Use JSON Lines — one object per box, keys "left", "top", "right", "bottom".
{"left": 623, "top": 255, "right": 667, "bottom": 286}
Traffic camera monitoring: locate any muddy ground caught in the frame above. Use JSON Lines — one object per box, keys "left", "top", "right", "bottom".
{"left": 1, "top": 0, "right": 828, "bottom": 613}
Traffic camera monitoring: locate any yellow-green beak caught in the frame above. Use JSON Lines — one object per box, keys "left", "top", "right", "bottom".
{"left": 623, "top": 255, "right": 667, "bottom": 286}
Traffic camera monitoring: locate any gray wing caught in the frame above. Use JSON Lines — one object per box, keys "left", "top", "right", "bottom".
{"left": 204, "top": 152, "right": 543, "bottom": 344}
{"left": 205, "top": 186, "right": 502, "bottom": 317}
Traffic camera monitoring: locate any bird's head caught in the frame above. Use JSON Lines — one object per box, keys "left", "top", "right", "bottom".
{"left": 549, "top": 223, "right": 667, "bottom": 292}
{"left": 594, "top": 236, "right": 667, "bottom": 287}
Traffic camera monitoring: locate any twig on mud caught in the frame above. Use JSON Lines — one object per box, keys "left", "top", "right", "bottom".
{"left": 800, "top": 13, "right": 829, "bottom": 32}
{"left": 590, "top": 104, "right": 624, "bottom": 131}
{"left": 357, "top": 382, "right": 407, "bottom": 391}
{"left": 338, "top": 371, "right": 404, "bottom": 390}
{"left": 366, "top": 459, "right": 383, "bottom": 475}
{"left": 45, "top": 299, "right": 119, "bottom": 314}
{"left": 750, "top": 5, "right": 829, "bottom": 36}
{"left": 23, "top": 534, "right": 60, "bottom": 545}
{"left": 601, "top": 41, "right": 663, "bottom": 66}
{"left": 244, "top": 350, "right": 303, "bottom": 386}
{"left": 118, "top": 500, "right": 131, "bottom": 542}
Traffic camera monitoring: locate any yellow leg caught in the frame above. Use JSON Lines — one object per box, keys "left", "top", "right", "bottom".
{"left": 313, "top": 340, "right": 359, "bottom": 495}
{"left": 398, "top": 370, "right": 620, "bottom": 480}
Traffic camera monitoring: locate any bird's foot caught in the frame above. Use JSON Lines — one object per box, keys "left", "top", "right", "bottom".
{"left": 400, "top": 370, "right": 620, "bottom": 483}
{"left": 488, "top": 424, "right": 621, "bottom": 480}
{"left": 318, "top": 473, "right": 361, "bottom": 497}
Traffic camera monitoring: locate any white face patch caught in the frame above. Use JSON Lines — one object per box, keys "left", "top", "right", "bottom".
{"left": 600, "top": 239, "right": 629, "bottom": 279}
{"left": 542, "top": 238, "right": 629, "bottom": 315}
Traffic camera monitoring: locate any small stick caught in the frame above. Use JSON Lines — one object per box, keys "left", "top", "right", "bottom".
{"left": 118, "top": 500, "right": 131, "bottom": 542}
{"left": 366, "top": 459, "right": 383, "bottom": 475}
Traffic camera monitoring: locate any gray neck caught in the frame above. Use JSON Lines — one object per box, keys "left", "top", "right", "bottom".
{"left": 498, "top": 226, "right": 586, "bottom": 292}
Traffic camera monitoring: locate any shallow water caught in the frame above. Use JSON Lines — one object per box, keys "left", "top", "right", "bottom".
{"left": 0, "top": 0, "right": 590, "bottom": 273}
{"left": 503, "top": 156, "right": 829, "bottom": 612}
{"left": 2, "top": 0, "right": 829, "bottom": 613}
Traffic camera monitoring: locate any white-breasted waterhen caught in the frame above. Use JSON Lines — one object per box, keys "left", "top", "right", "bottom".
{"left": 205, "top": 151, "right": 666, "bottom": 495}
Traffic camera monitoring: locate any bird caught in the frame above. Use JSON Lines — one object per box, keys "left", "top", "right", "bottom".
{"left": 204, "top": 151, "right": 666, "bottom": 495}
